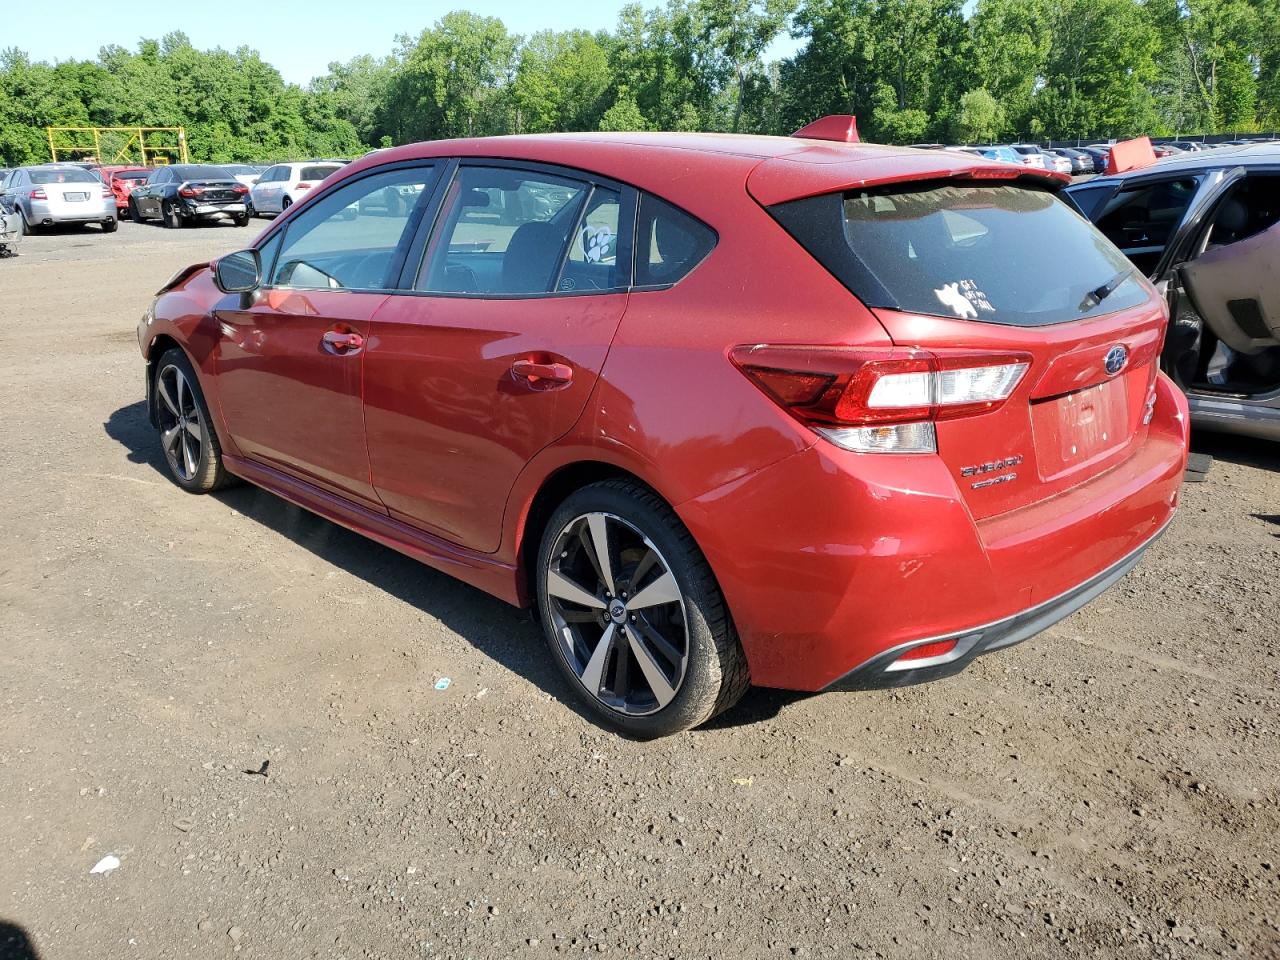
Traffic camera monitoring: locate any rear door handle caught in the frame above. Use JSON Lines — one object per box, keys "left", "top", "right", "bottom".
{"left": 511, "top": 359, "right": 573, "bottom": 384}
{"left": 322, "top": 329, "right": 364, "bottom": 353}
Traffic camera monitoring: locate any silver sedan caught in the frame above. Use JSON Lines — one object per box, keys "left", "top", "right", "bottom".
{"left": 0, "top": 165, "right": 117, "bottom": 234}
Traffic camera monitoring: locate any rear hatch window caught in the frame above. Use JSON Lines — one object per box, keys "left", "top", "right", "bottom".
{"left": 300, "top": 165, "right": 341, "bottom": 181}
{"left": 771, "top": 181, "right": 1148, "bottom": 326}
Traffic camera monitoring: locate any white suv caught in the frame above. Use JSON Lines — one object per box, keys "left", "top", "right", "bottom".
{"left": 248, "top": 161, "right": 345, "bottom": 217}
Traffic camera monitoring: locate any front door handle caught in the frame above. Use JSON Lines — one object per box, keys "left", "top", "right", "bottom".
{"left": 322, "top": 329, "right": 364, "bottom": 353}
{"left": 511, "top": 359, "right": 573, "bottom": 385}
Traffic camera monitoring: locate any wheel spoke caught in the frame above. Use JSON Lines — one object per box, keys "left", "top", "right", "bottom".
{"left": 175, "top": 370, "right": 188, "bottom": 415}
{"left": 626, "top": 570, "right": 680, "bottom": 611}
{"left": 583, "top": 514, "right": 615, "bottom": 594}
{"left": 627, "top": 628, "right": 677, "bottom": 708}
{"left": 630, "top": 547, "right": 659, "bottom": 588}
{"left": 183, "top": 416, "right": 203, "bottom": 442}
{"left": 546, "top": 569, "right": 605, "bottom": 609}
{"left": 161, "top": 423, "right": 183, "bottom": 456}
{"left": 181, "top": 432, "right": 197, "bottom": 477}
{"left": 579, "top": 623, "right": 615, "bottom": 696}
{"left": 631, "top": 615, "right": 684, "bottom": 671}
{"left": 157, "top": 376, "right": 180, "bottom": 417}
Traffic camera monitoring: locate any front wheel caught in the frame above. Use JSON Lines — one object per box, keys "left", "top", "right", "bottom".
{"left": 153, "top": 349, "right": 232, "bottom": 493}
{"left": 536, "top": 480, "right": 749, "bottom": 738}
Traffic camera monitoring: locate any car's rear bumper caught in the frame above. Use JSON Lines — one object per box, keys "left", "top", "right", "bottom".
{"left": 823, "top": 518, "right": 1168, "bottom": 690}
{"left": 179, "top": 201, "right": 246, "bottom": 218}
{"left": 28, "top": 199, "right": 115, "bottom": 223}
{"left": 677, "top": 373, "right": 1189, "bottom": 691}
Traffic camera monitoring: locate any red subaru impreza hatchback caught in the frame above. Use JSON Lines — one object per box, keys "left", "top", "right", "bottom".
{"left": 137, "top": 120, "right": 1188, "bottom": 737}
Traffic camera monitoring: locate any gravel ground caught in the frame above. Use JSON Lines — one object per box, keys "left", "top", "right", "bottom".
{"left": 1, "top": 220, "right": 1277, "bottom": 960}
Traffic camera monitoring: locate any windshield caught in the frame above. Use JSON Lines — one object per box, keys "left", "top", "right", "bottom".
{"left": 169, "top": 165, "right": 234, "bottom": 181}
{"left": 770, "top": 180, "right": 1149, "bottom": 327}
{"left": 30, "top": 168, "right": 99, "bottom": 184}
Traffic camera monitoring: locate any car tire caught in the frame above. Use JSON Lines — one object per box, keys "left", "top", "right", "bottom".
{"left": 101, "top": 218, "right": 117, "bottom": 233}
{"left": 162, "top": 201, "right": 182, "bottom": 229}
{"left": 18, "top": 208, "right": 33, "bottom": 236}
{"left": 536, "top": 480, "right": 750, "bottom": 738}
{"left": 246, "top": 202, "right": 257, "bottom": 219}
{"left": 281, "top": 196, "right": 292, "bottom": 213}
{"left": 153, "top": 348, "right": 233, "bottom": 494}
{"left": 232, "top": 212, "right": 249, "bottom": 227}
{"left": 129, "top": 198, "right": 144, "bottom": 223}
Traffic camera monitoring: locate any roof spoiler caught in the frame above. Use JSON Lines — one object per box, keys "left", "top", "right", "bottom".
{"left": 1105, "top": 137, "right": 1156, "bottom": 175}
{"left": 792, "top": 115, "right": 860, "bottom": 143}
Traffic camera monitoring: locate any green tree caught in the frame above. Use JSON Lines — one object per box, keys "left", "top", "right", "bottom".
{"left": 952, "top": 87, "right": 1006, "bottom": 142}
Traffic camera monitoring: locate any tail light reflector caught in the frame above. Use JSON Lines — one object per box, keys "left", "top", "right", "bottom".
{"left": 731, "top": 345, "right": 1030, "bottom": 454}
{"left": 895, "top": 638, "right": 958, "bottom": 662}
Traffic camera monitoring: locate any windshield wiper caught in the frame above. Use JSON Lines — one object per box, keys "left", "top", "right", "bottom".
{"left": 1079, "top": 267, "right": 1134, "bottom": 311}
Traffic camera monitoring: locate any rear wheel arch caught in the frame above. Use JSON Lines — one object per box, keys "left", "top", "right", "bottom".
{"left": 517, "top": 462, "right": 667, "bottom": 608}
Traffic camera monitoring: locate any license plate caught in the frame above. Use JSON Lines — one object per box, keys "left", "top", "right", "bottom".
{"left": 65, "top": 192, "right": 88, "bottom": 202}
{"left": 1031, "top": 378, "right": 1130, "bottom": 479}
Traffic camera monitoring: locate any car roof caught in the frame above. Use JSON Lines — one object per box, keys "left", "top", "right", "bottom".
{"left": 1085, "top": 141, "right": 1280, "bottom": 187}
{"left": 341, "top": 131, "right": 1068, "bottom": 207}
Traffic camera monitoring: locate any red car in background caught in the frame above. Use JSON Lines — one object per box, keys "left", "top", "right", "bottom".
{"left": 135, "top": 121, "right": 1188, "bottom": 737}
{"left": 99, "top": 166, "right": 151, "bottom": 215}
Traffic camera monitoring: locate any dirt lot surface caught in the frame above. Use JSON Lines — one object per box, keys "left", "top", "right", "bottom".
{"left": 1, "top": 221, "right": 1278, "bottom": 960}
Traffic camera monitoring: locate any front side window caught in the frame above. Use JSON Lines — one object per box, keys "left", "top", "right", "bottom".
{"left": 1094, "top": 177, "right": 1201, "bottom": 275}
{"left": 269, "top": 166, "right": 436, "bottom": 291}
{"left": 418, "top": 166, "right": 588, "bottom": 295}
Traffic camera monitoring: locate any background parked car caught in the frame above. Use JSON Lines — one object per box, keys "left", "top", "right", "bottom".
{"left": 1064, "top": 142, "right": 1280, "bottom": 441}
{"left": 1049, "top": 148, "right": 1093, "bottom": 175}
{"left": 223, "top": 164, "right": 264, "bottom": 187}
{"left": 0, "top": 164, "right": 116, "bottom": 234}
{"left": 99, "top": 166, "right": 151, "bottom": 215}
{"left": 1008, "top": 144, "right": 1048, "bottom": 169}
{"left": 128, "top": 164, "right": 250, "bottom": 228}
{"left": 1078, "top": 146, "right": 1111, "bottom": 173}
{"left": 249, "top": 161, "right": 345, "bottom": 216}
{"left": 970, "top": 145, "right": 1023, "bottom": 165}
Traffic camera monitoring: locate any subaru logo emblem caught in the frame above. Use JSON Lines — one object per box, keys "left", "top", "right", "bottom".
{"left": 1104, "top": 345, "right": 1128, "bottom": 376}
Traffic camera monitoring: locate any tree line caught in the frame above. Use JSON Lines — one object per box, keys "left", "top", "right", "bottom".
{"left": 2, "top": 0, "right": 1277, "bottom": 167}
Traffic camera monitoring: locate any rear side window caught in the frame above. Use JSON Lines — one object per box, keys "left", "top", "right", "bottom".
{"left": 634, "top": 194, "right": 716, "bottom": 287}
{"left": 771, "top": 181, "right": 1149, "bottom": 326}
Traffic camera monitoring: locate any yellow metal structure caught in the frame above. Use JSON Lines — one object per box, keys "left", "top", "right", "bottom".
{"left": 45, "top": 127, "right": 189, "bottom": 165}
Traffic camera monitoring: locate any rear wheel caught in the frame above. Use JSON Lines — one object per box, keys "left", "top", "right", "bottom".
{"left": 232, "top": 212, "right": 249, "bottom": 227}
{"left": 162, "top": 201, "right": 182, "bottom": 229}
{"left": 18, "top": 208, "right": 33, "bottom": 236}
{"left": 536, "top": 480, "right": 749, "bottom": 738}
{"left": 101, "top": 218, "right": 117, "bottom": 233}
{"left": 153, "top": 349, "right": 231, "bottom": 493}
{"left": 128, "top": 198, "right": 143, "bottom": 223}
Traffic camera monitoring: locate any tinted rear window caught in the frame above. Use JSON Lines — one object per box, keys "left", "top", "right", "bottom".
{"left": 169, "top": 165, "right": 233, "bottom": 180}
{"left": 113, "top": 170, "right": 150, "bottom": 181}
{"left": 30, "top": 168, "right": 99, "bottom": 184}
{"left": 300, "top": 165, "right": 341, "bottom": 181}
{"left": 771, "top": 181, "right": 1149, "bottom": 327}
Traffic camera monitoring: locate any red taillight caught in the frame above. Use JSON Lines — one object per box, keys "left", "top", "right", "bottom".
{"left": 732, "top": 345, "right": 1030, "bottom": 454}
{"left": 232, "top": 184, "right": 249, "bottom": 194}
{"left": 30, "top": 188, "right": 47, "bottom": 200}
{"left": 295, "top": 182, "right": 312, "bottom": 190}
{"left": 178, "top": 186, "right": 200, "bottom": 198}
{"left": 896, "top": 639, "right": 958, "bottom": 662}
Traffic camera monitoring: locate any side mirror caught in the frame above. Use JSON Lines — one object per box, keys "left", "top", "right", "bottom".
{"left": 214, "top": 248, "right": 261, "bottom": 293}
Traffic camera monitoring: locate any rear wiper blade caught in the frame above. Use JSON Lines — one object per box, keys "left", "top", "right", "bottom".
{"left": 1079, "top": 268, "right": 1134, "bottom": 311}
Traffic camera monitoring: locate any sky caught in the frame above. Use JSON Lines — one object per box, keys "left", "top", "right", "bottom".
{"left": 9, "top": 0, "right": 805, "bottom": 86}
